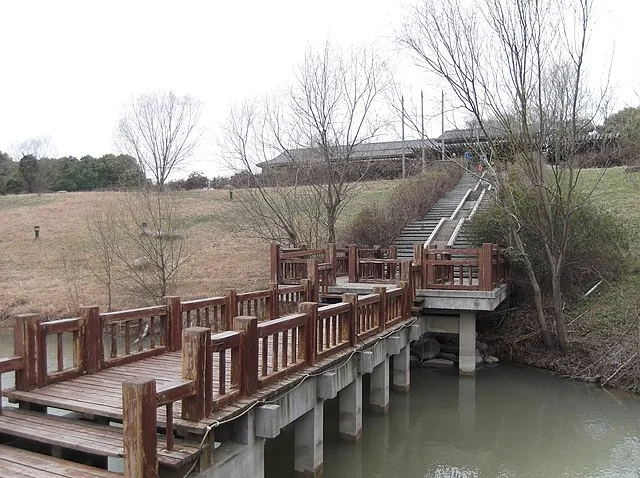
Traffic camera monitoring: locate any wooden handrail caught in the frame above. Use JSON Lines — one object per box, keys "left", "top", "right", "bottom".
{"left": 0, "top": 355, "right": 25, "bottom": 415}
{"left": 37, "top": 317, "right": 85, "bottom": 387}
{"left": 257, "top": 313, "right": 308, "bottom": 387}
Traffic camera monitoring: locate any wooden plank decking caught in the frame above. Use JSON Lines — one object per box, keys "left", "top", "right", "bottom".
{"left": 2, "top": 330, "right": 347, "bottom": 432}
{"left": 0, "top": 444, "right": 120, "bottom": 478}
{"left": 0, "top": 409, "right": 200, "bottom": 469}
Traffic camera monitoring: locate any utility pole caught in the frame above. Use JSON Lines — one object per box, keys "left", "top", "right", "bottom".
{"left": 421, "top": 90, "right": 425, "bottom": 172}
{"left": 441, "top": 90, "right": 445, "bottom": 161}
{"left": 401, "top": 95, "right": 406, "bottom": 179}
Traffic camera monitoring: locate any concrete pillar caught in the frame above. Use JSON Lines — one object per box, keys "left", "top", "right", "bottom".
{"left": 458, "top": 311, "right": 477, "bottom": 374}
{"left": 339, "top": 375, "right": 362, "bottom": 441}
{"left": 213, "top": 410, "right": 266, "bottom": 477}
{"left": 369, "top": 357, "right": 389, "bottom": 413}
{"left": 392, "top": 345, "right": 410, "bottom": 392}
{"left": 295, "top": 400, "right": 323, "bottom": 477}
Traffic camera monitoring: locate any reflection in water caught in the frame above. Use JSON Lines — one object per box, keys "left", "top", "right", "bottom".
{"left": 268, "top": 365, "right": 640, "bottom": 478}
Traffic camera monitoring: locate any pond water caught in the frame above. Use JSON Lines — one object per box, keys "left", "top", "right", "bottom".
{"left": 2, "top": 330, "right": 639, "bottom": 477}
{"left": 265, "top": 364, "right": 640, "bottom": 478}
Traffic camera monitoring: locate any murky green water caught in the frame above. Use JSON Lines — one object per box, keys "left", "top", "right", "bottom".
{"left": 266, "top": 365, "right": 640, "bottom": 478}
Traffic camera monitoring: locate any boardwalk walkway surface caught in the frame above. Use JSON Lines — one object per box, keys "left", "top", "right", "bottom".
{"left": 0, "top": 201, "right": 506, "bottom": 476}
{"left": 0, "top": 444, "right": 120, "bottom": 478}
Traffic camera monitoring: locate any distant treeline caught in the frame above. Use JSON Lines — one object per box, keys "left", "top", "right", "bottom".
{"left": 1, "top": 152, "right": 368, "bottom": 195}
{"left": 166, "top": 170, "right": 254, "bottom": 191}
{"left": 0, "top": 152, "right": 145, "bottom": 194}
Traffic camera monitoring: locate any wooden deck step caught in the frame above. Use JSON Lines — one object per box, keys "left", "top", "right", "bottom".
{"left": 0, "top": 443, "right": 120, "bottom": 477}
{"left": 0, "top": 409, "right": 200, "bottom": 469}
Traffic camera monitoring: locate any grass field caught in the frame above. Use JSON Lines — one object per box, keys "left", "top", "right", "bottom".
{"left": 491, "top": 166, "right": 640, "bottom": 390}
{"left": 0, "top": 180, "right": 400, "bottom": 322}
{"left": 573, "top": 167, "right": 640, "bottom": 328}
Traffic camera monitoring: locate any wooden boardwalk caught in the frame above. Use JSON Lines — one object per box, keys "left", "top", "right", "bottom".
{"left": 0, "top": 444, "right": 120, "bottom": 478}
{"left": 0, "top": 242, "right": 506, "bottom": 477}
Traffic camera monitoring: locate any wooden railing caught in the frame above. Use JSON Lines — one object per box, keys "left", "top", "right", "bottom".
{"left": 0, "top": 351, "right": 24, "bottom": 414}
{"left": 235, "top": 287, "right": 277, "bottom": 321}
{"left": 415, "top": 243, "right": 506, "bottom": 291}
{"left": 3, "top": 284, "right": 413, "bottom": 435}
{"left": 352, "top": 293, "right": 382, "bottom": 341}
{"left": 272, "top": 242, "right": 505, "bottom": 293}
{"left": 100, "top": 305, "right": 169, "bottom": 368}
{"left": 315, "top": 302, "right": 353, "bottom": 361}
{"left": 210, "top": 330, "right": 243, "bottom": 411}
{"left": 182, "top": 296, "right": 228, "bottom": 332}
{"left": 37, "top": 317, "right": 85, "bottom": 386}
{"left": 272, "top": 244, "right": 331, "bottom": 284}
{"left": 257, "top": 313, "right": 308, "bottom": 387}
{"left": 277, "top": 282, "right": 311, "bottom": 316}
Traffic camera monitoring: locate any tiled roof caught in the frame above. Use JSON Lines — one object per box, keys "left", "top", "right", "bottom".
{"left": 258, "top": 138, "right": 438, "bottom": 168}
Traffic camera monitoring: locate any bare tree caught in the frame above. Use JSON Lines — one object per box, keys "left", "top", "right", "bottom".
{"left": 117, "top": 91, "right": 202, "bottom": 187}
{"left": 221, "top": 42, "right": 392, "bottom": 246}
{"left": 9, "top": 135, "right": 57, "bottom": 160}
{"left": 400, "top": 0, "right": 605, "bottom": 350}
{"left": 111, "top": 189, "right": 188, "bottom": 302}
{"left": 85, "top": 201, "right": 119, "bottom": 310}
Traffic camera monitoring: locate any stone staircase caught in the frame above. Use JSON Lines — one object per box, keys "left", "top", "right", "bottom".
{"left": 393, "top": 173, "right": 480, "bottom": 258}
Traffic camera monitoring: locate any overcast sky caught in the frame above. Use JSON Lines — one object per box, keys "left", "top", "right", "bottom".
{"left": 1, "top": 0, "right": 638, "bottom": 179}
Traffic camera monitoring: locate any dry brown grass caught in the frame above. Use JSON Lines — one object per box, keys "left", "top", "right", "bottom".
{"left": 0, "top": 180, "right": 399, "bottom": 323}
{"left": 0, "top": 189, "right": 269, "bottom": 322}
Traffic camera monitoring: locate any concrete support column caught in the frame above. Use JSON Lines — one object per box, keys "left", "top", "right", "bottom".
{"left": 392, "top": 345, "right": 410, "bottom": 392}
{"left": 339, "top": 375, "right": 362, "bottom": 441}
{"left": 458, "top": 311, "right": 477, "bottom": 374}
{"left": 295, "top": 400, "right": 323, "bottom": 477}
{"left": 369, "top": 357, "right": 389, "bottom": 413}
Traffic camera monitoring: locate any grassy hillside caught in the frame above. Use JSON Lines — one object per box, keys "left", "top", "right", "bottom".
{"left": 0, "top": 180, "right": 400, "bottom": 322}
{"left": 490, "top": 167, "right": 640, "bottom": 391}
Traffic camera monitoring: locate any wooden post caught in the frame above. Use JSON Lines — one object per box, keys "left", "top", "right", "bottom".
{"left": 270, "top": 243, "right": 281, "bottom": 283}
{"left": 327, "top": 243, "right": 337, "bottom": 286}
{"left": 413, "top": 244, "right": 423, "bottom": 289}
{"left": 224, "top": 289, "right": 238, "bottom": 331}
{"left": 373, "top": 287, "right": 387, "bottom": 331}
{"left": 233, "top": 316, "right": 258, "bottom": 395}
{"left": 397, "top": 281, "right": 410, "bottom": 319}
{"left": 413, "top": 244, "right": 422, "bottom": 266}
{"left": 301, "top": 278, "right": 312, "bottom": 303}
{"left": 480, "top": 243, "right": 494, "bottom": 291}
{"left": 342, "top": 294, "right": 358, "bottom": 346}
{"left": 348, "top": 245, "right": 358, "bottom": 283}
{"left": 400, "top": 260, "right": 414, "bottom": 302}
{"left": 298, "top": 303, "right": 317, "bottom": 366}
{"left": 79, "top": 306, "right": 102, "bottom": 374}
{"left": 307, "top": 259, "right": 319, "bottom": 302}
{"left": 425, "top": 246, "right": 434, "bottom": 287}
{"left": 388, "top": 245, "right": 397, "bottom": 259}
{"left": 36, "top": 320, "right": 47, "bottom": 388}
{"left": 122, "top": 378, "right": 158, "bottom": 478}
{"left": 181, "top": 327, "right": 212, "bottom": 420}
{"left": 14, "top": 314, "right": 40, "bottom": 391}
{"left": 164, "top": 296, "right": 182, "bottom": 351}
{"left": 268, "top": 282, "right": 279, "bottom": 320}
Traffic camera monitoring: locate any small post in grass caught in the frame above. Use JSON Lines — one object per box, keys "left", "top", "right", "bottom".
{"left": 34, "top": 225, "right": 40, "bottom": 239}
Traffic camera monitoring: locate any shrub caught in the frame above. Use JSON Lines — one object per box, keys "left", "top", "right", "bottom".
{"left": 343, "top": 162, "right": 463, "bottom": 247}
{"left": 468, "top": 190, "right": 629, "bottom": 298}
